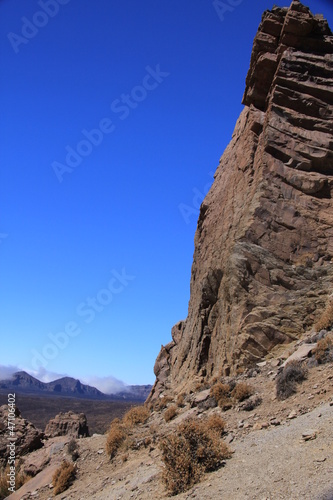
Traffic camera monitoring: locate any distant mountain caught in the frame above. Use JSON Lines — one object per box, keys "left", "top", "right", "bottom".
{"left": 0, "top": 371, "right": 151, "bottom": 402}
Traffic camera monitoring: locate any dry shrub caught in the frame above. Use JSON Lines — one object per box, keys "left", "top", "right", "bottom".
{"left": 160, "top": 418, "right": 231, "bottom": 495}
{"left": 210, "top": 382, "right": 231, "bottom": 402}
{"left": 122, "top": 406, "right": 150, "bottom": 427}
{"left": 0, "top": 465, "right": 28, "bottom": 499}
{"left": 105, "top": 422, "right": 126, "bottom": 458}
{"left": 276, "top": 361, "right": 308, "bottom": 400}
{"left": 176, "top": 393, "right": 185, "bottom": 407}
{"left": 164, "top": 405, "right": 178, "bottom": 422}
{"left": 52, "top": 460, "right": 76, "bottom": 496}
{"left": 204, "top": 415, "right": 226, "bottom": 436}
{"left": 155, "top": 396, "right": 174, "bottom": 410}
{"left": 231, "top": 383, "right": 254, "bottom": 402}
{"left": 315, "top": 300, "right": 333, "bottom": 331}
{"left": 67, "top": 438, "right": 79, "bottom": 461}
{"left": 314, "top": 334, "right": 333, "bottom": 364}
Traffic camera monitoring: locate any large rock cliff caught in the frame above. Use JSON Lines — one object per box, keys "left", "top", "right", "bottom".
{"left": 149, "top": 0, "right": 333, "bottom": 400}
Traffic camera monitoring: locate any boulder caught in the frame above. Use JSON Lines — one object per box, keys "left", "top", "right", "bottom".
{"left": 45, "top": 411, "right": 89, "bottom": 438}
{"left": 0, "top": 405, "right": 43, "bottom": 466}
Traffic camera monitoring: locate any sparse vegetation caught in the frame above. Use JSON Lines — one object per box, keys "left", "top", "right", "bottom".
{"left": 67, "top": 438, "right": 79, "bottom": 461}
{"left": 176, "top": 393, "right": 185, "bottom": 407}
{"left": 314, "top": 334, "right": 333, "bottom": 364}
{"left": 160, "top": 418, "right": 231, "bottom": 495}
{"left": 314, "top": 299, "right": 333, "bottom": 332}
{"left": 122, "top": 405, "right": 150, "bottom": 427}
{"left": 105, "top": 421, "right": 127, "bottom": 458}
{"left": 52, "top": 460, "right": 76, "bottom": 496}
{"left": 276, "top": 361, "right": 308, "bottom": 400}
{"left": 210, "top": 382, "right": 231, "bottom": 402}
{"left": 155, "top": 396, "right": 174, "bottom": 411}
{"left": 204, "top": 414, "right": 226, "bottom": 436}
{"left": 0, "top": 465, "right": 28, "bottom": 499}
{"left": 231, "top": 382, "right": 254, "bottom": 402}
{"left": 164, "top": 405, "right": 178, "bottom": 422}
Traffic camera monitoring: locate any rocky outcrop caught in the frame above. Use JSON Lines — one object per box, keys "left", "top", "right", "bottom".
{"left": 0, "top": 406, "right": 43, "bottom": 466}
{"left": 149, "top": 1, "right": 333, "bottom": 400}
{"left": 44, "top": 411, "right": 89, "bottom": 438}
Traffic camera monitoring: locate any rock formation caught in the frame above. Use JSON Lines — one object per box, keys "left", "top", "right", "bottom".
{"left": 44, "top": 411, "right": 89, "bottom": 438}
{"left": 0, "top": 406, "right": 43, "bottom": 466}
{"left": 149, "top": 0, "right": 333, "bottom": 400}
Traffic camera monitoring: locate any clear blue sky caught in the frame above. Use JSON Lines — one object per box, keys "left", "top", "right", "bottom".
{"left": 1, "top": 0, "right": 332, "bottom": 391}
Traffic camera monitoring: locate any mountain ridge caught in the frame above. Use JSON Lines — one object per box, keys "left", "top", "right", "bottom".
{"left": 0, "top": 371, "right": 151, "bottom": 402}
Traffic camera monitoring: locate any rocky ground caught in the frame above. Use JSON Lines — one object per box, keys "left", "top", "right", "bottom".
{"left": 5, "top": 339, "right": 333, "bottom": 500}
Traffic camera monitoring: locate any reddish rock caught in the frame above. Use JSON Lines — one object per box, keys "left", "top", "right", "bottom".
{"left": 148, "top": 1, "right": 333, "bottom": 401}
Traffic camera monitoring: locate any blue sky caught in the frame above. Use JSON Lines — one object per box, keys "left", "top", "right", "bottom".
{"left": 1, "top": 0, "right": 333, "bottom": 391}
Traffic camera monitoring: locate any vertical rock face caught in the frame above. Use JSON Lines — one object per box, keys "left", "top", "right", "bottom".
{"left": 149, "top": 1, "right": 333, "bottom": 400}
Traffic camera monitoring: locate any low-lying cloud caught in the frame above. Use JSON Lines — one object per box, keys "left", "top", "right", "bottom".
{"left": 81, "top": 375, "right": 127, "bottom": 395}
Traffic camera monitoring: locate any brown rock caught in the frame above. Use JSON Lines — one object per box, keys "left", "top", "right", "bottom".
{"left": 44, "top": 411, "right": 89, "bottom": 438}
{"left": 148, "top": 2, "right": 333, "bottom": 402}
{"left": 0, "top": 406, "right": 43, "bottom": 466}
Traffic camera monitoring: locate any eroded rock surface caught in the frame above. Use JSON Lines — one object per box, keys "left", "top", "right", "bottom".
{"left": 0, "top": 406, "right": 43, "bottom": 466}
{"left": 149, "top": 0, "right": 333, "bottom": 401}
{"left": 44, "top": 411, "right": 89, "bottom": 438}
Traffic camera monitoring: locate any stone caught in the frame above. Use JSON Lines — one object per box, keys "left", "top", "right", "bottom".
{"left": 0, "top": 405, "right": 43, "bottom": 466}
{"left": 287, "top": 410, "right": 297, "bottom": 419}
{"left": 147, "top": 2, "right": 333, "bottom": 402}
{"left": 45, "top": 411, "right": 89, "bottom": 438}
{"left": 190, "top": 389, "right": 211, "bottom": 407}
{"left": 302, "top": 430, "right": 317, "bottom": 441}
{"left": 281, "top": 344, "right": 317, "bottom": 367}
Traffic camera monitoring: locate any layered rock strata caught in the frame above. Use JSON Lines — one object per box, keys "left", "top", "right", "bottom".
{"left": 149, "top": 1, "right": 333, "bottom": 400}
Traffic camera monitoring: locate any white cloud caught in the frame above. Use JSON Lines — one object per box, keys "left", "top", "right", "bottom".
{"left": 80, "top": 375, "right": 127, "bottom": 395}
{"left": 29, "top": 367, "right": 68, "bottom": 383}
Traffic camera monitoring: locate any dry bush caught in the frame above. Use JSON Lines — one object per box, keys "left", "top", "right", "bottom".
{"left": 164, "top": 405, "right": 178, "bottom": 422}
{"left": 176, "top": 393, "right": 185, "bottom": 407}
{"left": 105, "top": 422, "right": 126, "bottom": 458}
{"left": 0, "top": 465, "right": 28, "bottom": 499}
{"left": 276, "top": 361, "right": 308, "bottom": 400}
{"left": 314, "top": 300, "right": 333, "bottom": 331}
{"left": 204, "top": 415, "right": 226, "bottom": 436}
{"left": 155, "top": 396, "right": 174, "bottom": 411}
{"left": 210, "top": 382, "right": 231, "bottom": 402}
{"left": 67, "top": 438, "right": 79, "bottom": 461}
{"left": 314, "top": 334, "right": 333, "bottom": 364}
{"left": 52, "top": 460, "right": 76, "bottom": 496}
{"left": 231, "top": 383, "right": 254, "bottom": 402}
{"left": 122, "top": 406, "right": 150, "bottom": 427}
{"left": 160, "top": 418, "right": 231, "bottom": 495}
{"left": 218, "top": 396, "right": 233, "bottom": 411}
